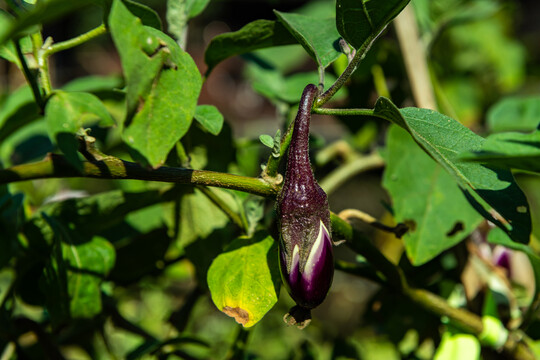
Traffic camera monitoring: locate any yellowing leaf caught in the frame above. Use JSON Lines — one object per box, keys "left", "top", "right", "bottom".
{"left": 207, "top": 232, "right": 280, "bottom": 327}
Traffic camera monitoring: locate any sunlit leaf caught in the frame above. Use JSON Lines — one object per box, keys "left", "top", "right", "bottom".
{"left": 207, "top": 232, "right": 280, "bottom": 327}
{"left": 373, "top": 97, "right": 531, "bottom": 245}
{"left": 109, "top": 0, "right": 201, "bottom": 167}
{"left": 383, "top": 126, "right": 482, "bottom": 265}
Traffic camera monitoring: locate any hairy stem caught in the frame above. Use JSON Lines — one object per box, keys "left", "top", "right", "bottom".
{"left": 315, "top": 28, "right": 384, "bottom": 108}
{"left": 42, "top": 24, "right": 107, "bottom": 58}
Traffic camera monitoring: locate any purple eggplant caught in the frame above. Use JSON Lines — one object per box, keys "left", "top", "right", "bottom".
{"left": 277, "top": 84, "right": 334, "bottom": 319}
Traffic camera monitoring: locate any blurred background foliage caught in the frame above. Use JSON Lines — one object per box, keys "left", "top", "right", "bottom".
{"left": 1, "top": 0, "right": 540, "bottom": 359}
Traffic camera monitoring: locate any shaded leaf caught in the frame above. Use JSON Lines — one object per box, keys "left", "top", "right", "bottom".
{"left": 194, "top": 105, "right": 224, "bottom": 135}
{"left": 383, "top": 126, "right": 482, "bottom": 265}
{"left": 204, "top": 19, "right": 297, "bottom": 75}
{"left": 336, "top": 0, "right": 410, "bottom": 50}
{"left": 207, "top": 231, "right": 280, "bottom": 327}
{"left": 374, "top": 97, "right": 531, "bottom": 244}
{"left": 487, "top": 96, "right": 540, "bottom": 133}
{"left": 41, "top": 215, "right": 116, "bottom": 325}
{"left": 274, "top": 10, "right": 342, "bottom": 69}
{"left": 63, "top": 236, "right": 115, "bottom": 318}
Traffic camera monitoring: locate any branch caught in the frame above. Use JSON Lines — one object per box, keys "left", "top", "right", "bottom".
{"left": 0, "top": 153, "right": 278, "bottom": 198}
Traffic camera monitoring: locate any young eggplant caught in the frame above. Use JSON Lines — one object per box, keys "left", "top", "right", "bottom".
{"left": 277, "top": 84, "right": 334, "bottom": 327}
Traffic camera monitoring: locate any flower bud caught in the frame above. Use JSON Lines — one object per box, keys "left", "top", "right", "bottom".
{"left": 277, "top": 84, "right": 334, "bottom": 313}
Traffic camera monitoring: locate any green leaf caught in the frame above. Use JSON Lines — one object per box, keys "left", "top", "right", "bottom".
{"left": 374, "top": 98, "right": 531, "bottom": 244}
{"left": 207, "top": 231, "right": 280, "bottom": 327}
{"left": 63, "top": 236, "right": 115, "bottom": 318}
{"left": 194, "top": 105, "right": 224, "bottom": 135}
{"left": 462, "top": 130, "right": 540, "bottom": 174}
{"left": 204, "top": 19, "right": 297, "bottom": 75}
{"left": 487, "top": 96, "right": 540, "bottom": 133}
{"left": 336, "top": 0, "right": 410, "bottom": 50}
{"left": 383, "top": 126, "right": 482, "bottom": 265}
{"left": 109, "top": 0, "right": 202, "bottom": 168}
{"left": 41, "top": 216, "right": 115, "bottom": 325}
{"left": 259, "top": 134, "right": 274, "bottom": 148}
{"left": 45, "top": 90, "right": 114, "bottom": 168}
{"left": 274, "top": 11, "right": 342, "bottom": 69}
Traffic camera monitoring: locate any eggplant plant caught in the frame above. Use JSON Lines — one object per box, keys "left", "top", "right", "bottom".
{"left": 1, "top": 0, "right": 540, "bottom": 359}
